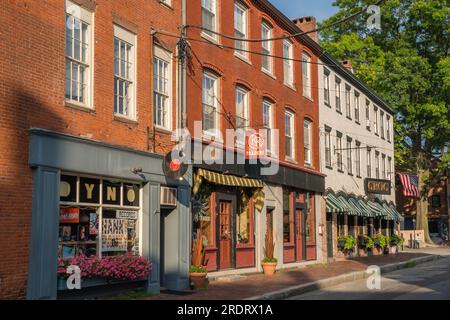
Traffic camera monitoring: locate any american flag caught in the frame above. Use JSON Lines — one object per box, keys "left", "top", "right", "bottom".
{"left": 398, "top": 173, "right": 420, "bottom": 198}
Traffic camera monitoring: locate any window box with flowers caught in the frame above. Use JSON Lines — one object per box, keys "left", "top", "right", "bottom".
{"left": 57, "top": 253, "right": 152, "bottom": 291}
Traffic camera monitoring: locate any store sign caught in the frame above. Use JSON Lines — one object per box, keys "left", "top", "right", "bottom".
{"left": 102, "top": 180, "right": 121, "bottom": 206}
{"left": 116, "top": 210, "right": 138, "bottom": 220}
{"left": 60, "top": 175, "right": 77, "bottom": 202}
{"left": 365, "top": 178, "right": 391, "bottom": 195}
{"left": 122, "top": 184, "right": 140, "bottom": 207}
{"left": 245, "top": 133, "right": 266, "bottom": 159}
{"left": 60, "top": 207, "right": 80, "bottom": 224}
{"left": 79, "top": 177, "right": 100, "bottom": 204}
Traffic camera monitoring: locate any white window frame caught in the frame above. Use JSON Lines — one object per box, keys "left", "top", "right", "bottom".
{"left": 235, "top": 86, "right": 249, "bottom": 147}
{"left": 354, "top": 91, "right": 360, "bottom": 123}
{"left": 382, "top": 154, "right": 386, "bottom": 179}
{"left": 386, "top": 115, "right": 391, "bottom": 142}
{"left": 284, "top": 110, "right": 295, "bottom": 160}
{"left": 336, "top": 132, "right": 343, "bottom": 171}
{"left": 388, "top": 156, "right": 393, "bottom": 180}
{"left": 234, "top": 1, "right": 248, "bottom": 59}
{"left": 65, "top": 0, "right": 94, "bottom": 108}
{"left": 374, "top": 106, "right": 379, "bottom": 135}
{"left": 114, "top": 25, "right": 137, "bottom": 120}
{"left": 283, "top": 40, "right": 294, "bottom": 86}
{"left": 324, "top": 126, "right": 332, "bottom": 168}
{"left": 153, "top": 46, "right": 172, "bottom": 130}
{"left": 355, "top": 141, "right": 361, "bottom": 177}
{"left": 335, "top": 77, "right": 342, "bottom": 112}
{"left": 262, "top": 99, "right": 274, "bottom": 154}
{"left": 367, "top": 148, "right": 372, "bottom": 178}
{"left": 201, "top": 0, "right": 218, "bottom": 41}
{"left": 346, "top": 137, "right": 352, "bottom": 175}
{"left": 302, "top": 53, "right": 312, "bottom": 98}
{"left": 365, "top": 99, "right": 371, "bottom": 131}
{"left": 345, "top": 85, "right": 351, "bottom": 119}
{"left": 202, "top": 71, "right": 220, "bottom": 136}
{"left": 261, "top": 22, "right": 273, "bottom": 74}
{"left": 304, "top": 119, "right": 312, "bottom": 165}
{"left": 380, "top": 111, "right": 385, "bottom": 139}
{"left": 324, "top": 68, "right": 330, "bottom": 105}
{"left": 375, "top": 151, "right": 380, "bottom": 179}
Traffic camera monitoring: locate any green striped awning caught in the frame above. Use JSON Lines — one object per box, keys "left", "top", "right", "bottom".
{"left": 347, "top": 197, "right": 364, "bottom": 216}
{"left": 367, "top": 200, "right": 384, "bottom": 217}
{"left": 196, "top": 168, "right": 264, "bottom": 188}
{"left": 326, "top": 192, "right": 345, "bottom": 213}
{"left": 357, "top": 199, "right": 376, "bottom": 218}
{"left": 387, "top": 203, "right": 404, "bottom": 221}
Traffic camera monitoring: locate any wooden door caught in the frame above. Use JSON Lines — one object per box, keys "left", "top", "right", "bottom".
{"left": 326, "top": 212, "right": 333, "bottom": 258}
{"left": 219, "top": 201, "right": 232, "bottom": 270}
{"left": 295, "top": 208, "right": 303, "bottom": 262}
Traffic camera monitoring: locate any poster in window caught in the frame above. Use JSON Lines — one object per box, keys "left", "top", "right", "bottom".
{"left": 103, "top": 180, "right": 121, "bottom": 206}
{"left": 60, "top": 175, "right": 77, "bottom": 202}
{"left": 60, "top": 207, "right": 80, "bottom": 224}
{"left": 89, "top": 213, "right": 98, "bottom": 235}
{"left": 101, "top": 218, "right": 128, "bottom": 252}
{"left": 122, "top": 184, "right": 140, "bottom": 207}
{"left": 79, "top": 177, "right": 100, "bottom": 204}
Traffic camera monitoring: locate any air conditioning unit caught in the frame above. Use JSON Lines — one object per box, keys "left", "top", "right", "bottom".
{"left": 160, "top": 187, "right": 177, "bottom": 207}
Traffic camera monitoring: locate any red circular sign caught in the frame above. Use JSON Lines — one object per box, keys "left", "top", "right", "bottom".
{"left": 169, "top": 159, "right": 181, "bottom": 172}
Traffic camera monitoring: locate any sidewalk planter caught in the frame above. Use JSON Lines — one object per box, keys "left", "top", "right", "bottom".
{"left": 189, "top": 271, "right": 208, "bottom": 290}
{"left": 57, "top": 277, "right": 146, "bottom": 291}
{"left": 372, "top": 234, "right": 387, "bottom": 256}
{"left": 261, "top": 261, "right": 278, "bottom": 276}
{"left": 337, "top": 235, "right": 357, "bottom": 257}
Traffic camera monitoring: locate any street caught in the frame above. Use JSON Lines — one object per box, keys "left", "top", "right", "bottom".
{"left": 289, "top": 252, "right": 450, "bottom": 300}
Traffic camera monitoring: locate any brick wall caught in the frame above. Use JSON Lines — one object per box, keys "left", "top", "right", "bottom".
{"left": 0, "top": 0, "right": 181, "bottom": 299}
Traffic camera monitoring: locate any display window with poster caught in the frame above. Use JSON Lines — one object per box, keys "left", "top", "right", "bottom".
{"left": 58, "top": 174, "right": 142, "bottom": 259}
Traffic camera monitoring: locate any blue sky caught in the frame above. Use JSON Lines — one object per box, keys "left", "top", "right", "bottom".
{"left": 269, "top": 0, "right": 338, "bottom": 22}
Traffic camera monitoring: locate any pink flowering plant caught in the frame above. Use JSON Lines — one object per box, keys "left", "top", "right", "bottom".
{"left": 57, "top": 253, "right": 152, "bottom": 281}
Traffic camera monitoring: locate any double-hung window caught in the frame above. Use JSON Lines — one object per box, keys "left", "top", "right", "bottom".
{"left": 65, "top": 1, "right": 93, "bottom": 107}
{"left": 324, "top": 126, "right": 332, "bottom": 168}
{"left": 261, "top": 22, "right": 273, "bottom": 73}
{"left": 336, "top": 132, "right": 343, "bottom": 171}
{"left": 380, "top": 111, "right": 385, "bottom": 139}
{"left": 324, "top": 68, "right": 330, "bottom": 106}
{"left": 202, "top": 0, "right": 217, "bottom": 40}
{"left": 262, "top": 100, "right": 274, "bottom": 153}
{"left": 302, "top": 53, "right": 311, "bottom": 98}
{"left": 375, "top": 151, "right": 380, "bottom": 179}
{"left": 347, "top": 137, "right": 353, "bottom": 175}
{"left": 234, "top": 2, "right": 248, "bottom": 58}
{"left": 304, "top": 119, "right": 312, "bottom": 165}
{"left": 202, "top": 72, "right": 219, "bottom": 133}
{"left": 153, "top": 46, "right": 172, "bottom": 130}
{"left": 388, "top": 157, "right": 392, "bottom": 180}
{"left": 283, "top": 41, "right": 294, "bottom": 86}
{"left": 386, "top": 115, "right": 391, "bottom": 142}
{"left": 114, "top": 26, "right": 136, "bottom": 120}
{"left": 367, "top": 148, "right": 372, "bottom": 178}
{"left": 374, "top": 106, "right": 379, "bottom": 134}
{"left": 235, "top": 86, "right": 249, "bottom": 146}
{"left": 335, "top": 77, "right": 341, "bottom": 112}
{"left": 365, "top": 99, "right": 371, "bottom": 130}
{"left": 354, "top": 91, "right": 360, "bottom": 123}
{"left": 382, "top": 154, "right": 386, "bottom": 179}
{"left": 345, "top": 85, "right": 351, "bottom": 119}
{"left": 284, "top": 110, "right": 295, "bottom": 159}
{"left": 355, "top": 141, "right": 361, "bottom": 177}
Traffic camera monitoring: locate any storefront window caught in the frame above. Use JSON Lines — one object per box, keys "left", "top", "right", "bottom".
{"left": 192, "top": 186, "right": 213, "bottom": 245}
{"left": 338, "top": 215, "right": 345, "bottom": 236}
{"left": 58, "top": 174, "right": 141, "bottom": 259}
{"left": 237, "top": 190, "right": 251, "bottom": 244}
{"left": 283, "top": 188, "right": 293, "bottom": 243}
{"left": 305, "top": 193, "right": 315, "bottom": 242}
{"left": 348, "top": 216, "right": 355, "bottom": 237}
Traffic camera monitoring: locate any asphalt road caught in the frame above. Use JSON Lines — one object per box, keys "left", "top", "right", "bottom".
{"left": 289, "top": 255, "right": 450, "bottom": 300}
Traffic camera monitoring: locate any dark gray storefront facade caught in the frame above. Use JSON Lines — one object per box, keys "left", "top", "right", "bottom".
{"left": 26, "top": 129, "right": 191, "bottom": 300}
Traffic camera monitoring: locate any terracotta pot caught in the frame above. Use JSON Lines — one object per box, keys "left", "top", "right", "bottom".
{"left": 261, "top": 262, "right": 277, "bottom": 276}
{"left": 373, "top": 246, "right": 382, "bottom": 255}
{"left": 358, "top": 248, "right": 367, "bottom": 257}
{"left": 189, "top": 272, "right": 208, "bottom": 290}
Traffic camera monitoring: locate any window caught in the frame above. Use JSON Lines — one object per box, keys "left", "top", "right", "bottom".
{"left": 324, "top": 126, "right": 332, "bottom": 168}
{"left": 382, "top": 154, "right": 386, "bottom": 179}
{"left": 304, "top": 119, "right": 312, "bottom": 165}
{"left": 114, "top": 26, "right": 136, "bottom": 119}
{"left": 365, "top": 99, "right": 371, "bottom": 130}
{"left": 237, "top": 190, "right": 252, "bottom": 244}
{"left": 65, "top": 1, "right": 93, "bottom": 107}
{"left": 153, "top": 46, "right": 172, "bottom": 129}
{"left": 59, "top": 174, "right": 141, "bottom": 259}
{"left": 305, "top": 193, "right": 315, "bottom": 242}
{"left": 235, "top": 86, "right": 249, "bottom": 145}
{"left": 431, "top": 195, "right": 441, "bottom": 208}
{"left": 346, "top": 137, "right": 352, "bottom": 175}
{"left": 354, "top": 91, "right": 360, "bottom": 123}
{"left": 355, "top": 141, "right": 361, "bottom": 177}
{"left": 324, "top": 68, "right": 330, "bottom": 105}
{"left": 302, "top": 53, "right": 311, "bottom": 98}
{"left": 234, "top": 1, "right": 248, "bottom": 58}
{"left": 386, "top": 115, "right": 391, "bottom": 142}
{"left": 336, "top": 132, "right": 343, "bottom": 171}
{"left": 367, "top": 148, "right": 372, "bottom": 178}
{"left": 388, "top": 157, "right": 392, "bottom": 180}
{"left": 345, "top": 85, "right": 351, "bottom": 119}
{"left": 335, "top": 77, "right": 341, "bottom": 112}
{"left": 380, "top": 111, "right": 385, "bottom": 139}
{"left": 261, "top": 22, "right": 273, "bottom": 73}
{"left": 202, "top": 72, "right": 219, "bottom": 133}
{"left": 283, "top": 188, "right": 293, "bottom": 243}
{"left": 375, "top": 151, "right": 380, "bottom": 179}
{"left": 262, "top": 99, "right": 274, "bottom": 153}
{"left": 285, "top": 110, "right": 295, "bottom": 159}
{"left": 202, "top": 0, "right": 217, "bottom": 40}
{"left": 374, "top": 106, "right": 379, "bottom": 134}
{"left": 283, "top": 41, "right": 294, "bottom": 86}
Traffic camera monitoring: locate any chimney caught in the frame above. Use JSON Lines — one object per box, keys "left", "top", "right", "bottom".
{"left": 342, "top": 60, "right": 353, "bottom": 73}
{"left": 293, "top": 16, "right": 318, "bottom": 43}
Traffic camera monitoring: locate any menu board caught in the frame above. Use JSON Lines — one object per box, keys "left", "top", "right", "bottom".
{"left": 101, "top": 219, "right": 128, "bottom": 252}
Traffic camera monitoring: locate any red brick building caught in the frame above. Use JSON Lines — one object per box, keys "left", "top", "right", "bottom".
{"left": 184, "top": 0, "right": 325, "bottom": 274}
{"left": 0, "top": 0, "right": 188, "bottom": 299}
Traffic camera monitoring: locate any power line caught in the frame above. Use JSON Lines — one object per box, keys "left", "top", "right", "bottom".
{"left": 185, "top": 0, "right": 384, "bottom": 43}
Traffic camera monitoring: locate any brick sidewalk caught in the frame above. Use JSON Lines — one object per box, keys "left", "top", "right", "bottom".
{"left": 146, "top": 252, "right": 430, "bottom": 300}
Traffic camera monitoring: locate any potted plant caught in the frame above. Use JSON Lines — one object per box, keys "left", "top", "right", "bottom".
{"left": 372, "top": 234, "right": 387, "bottom": 255}
{"left": 261, "top": 230, "right": 277, "bottom": 276}
{"left": 364, "top": 235, "right": 374, "bottom": 255}
{"left": 189, "top": 228, "right": 208, "bottom": 290}
{"left": 357, "top": 235, "right": 373, "bottom": 256}
{"left": 337, "top": 235, "right": 356, "bottom": 256}
{"left": 388, "top": 234, "right": 404, "bottom": 254}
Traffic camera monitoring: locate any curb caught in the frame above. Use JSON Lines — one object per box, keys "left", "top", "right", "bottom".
{"left": 245, "top": 254, "right": 441, "bottom": 300}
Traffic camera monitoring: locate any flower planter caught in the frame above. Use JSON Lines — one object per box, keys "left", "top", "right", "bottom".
{"left": 189, "top": 272, "right": 208, "bottom": 290}
{"left": 261, "top": 262, "right": 277, "bottom": 276}
{"left": 373, "top": 246, "right": 382, "bottom": 255}
{"left": 358, "top": 247, "right": 367, "bottom": 257}
{"left": 57, "top": 277, "right": 147, "bottom": 291}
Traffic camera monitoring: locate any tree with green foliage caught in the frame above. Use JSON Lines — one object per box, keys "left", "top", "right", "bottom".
{"left": 319, "top": 0, "right": 449, "bottom": 243}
